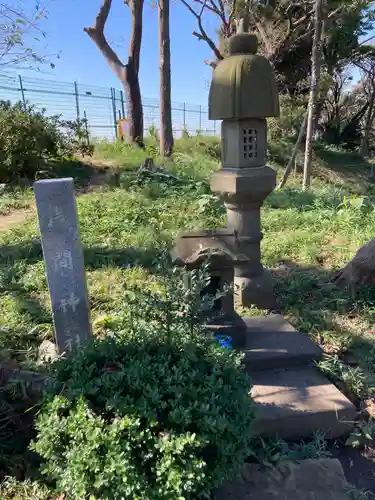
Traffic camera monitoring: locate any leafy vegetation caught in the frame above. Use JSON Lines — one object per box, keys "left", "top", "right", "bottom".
{"left": 0, "top": 100, "right": 92, "bottom": 183}
{"left": 31, "top": 265, "right": 254, "bottom": 499}
{"left": 1, "top": 135, "right": 375, "bottom": 496}
{"left": 249, "top": 431, "right": 330, "bottom": 467}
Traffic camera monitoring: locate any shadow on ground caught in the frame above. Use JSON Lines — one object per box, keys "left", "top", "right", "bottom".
{"left": 314, "top": 145, "right": 375, "bottom": 194}
{"left": 0, "top": 239, "right": 167, "bottom": 354}
{"left": 331, "top": 445, "right": 375, "bottom": 496}
{"left": 266, "top": 186, "right": 343, "bottom": 210}
{"left": 0, "top": 240, "right": 164, "bottom": 272}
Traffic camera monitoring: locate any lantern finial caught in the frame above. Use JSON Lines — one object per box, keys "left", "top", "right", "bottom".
{"left": 228, "top": 33, "right": 258, "bottom": 55}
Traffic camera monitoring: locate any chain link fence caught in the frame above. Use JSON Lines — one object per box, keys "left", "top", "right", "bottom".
{"left": 0, "top": 73, "right": 218, "bottom": 140}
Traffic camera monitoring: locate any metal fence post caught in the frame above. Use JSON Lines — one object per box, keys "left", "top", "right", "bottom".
{"left": 18, "top": 75, "right": 26, "bottom": 107}
{"left": 199, "top": 105, "right": 202, "bottom": 132}
{"left": 111, "top": 87, "right": 118, "bottom": 139}
{"left": 183, "top": 102, "right": 186, "bottom": 130}
{"left": 74, "top": 81, "right": 80, "bottom": 119}
{"left": 83, "top": 110, "right": 90, "bottom": 146}
{"left": 213, "top": 120, "right": 216, "bottom": 136}
{"left": 120, "top": 90, "right": 125, "bottom": 119}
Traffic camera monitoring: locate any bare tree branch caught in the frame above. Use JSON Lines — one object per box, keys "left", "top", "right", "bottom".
{"left": 204, "top": 58, "right": 218, "bottom": 68}
{"left": 180, "top": 0, "right": 223, "bottom": 61}
{"left": 84, "top": 0, "right": 144, "bottom": 145}
{"left": 84, "top": 0, "right": 126, "bottom": 81}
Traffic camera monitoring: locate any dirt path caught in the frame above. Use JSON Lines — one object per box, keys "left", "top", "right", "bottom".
{"left": 0, "top": 166, "right": 114, "bottom": 233}
{"left": 0, "top": 208, "right": 35, "bottom": 232}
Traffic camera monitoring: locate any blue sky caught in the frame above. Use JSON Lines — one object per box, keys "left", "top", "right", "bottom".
{"left": 13, "top": 2, "right": 375, "bottom": 109}
{"left": 21, "top": 0, "right": 219, "bottom": 107}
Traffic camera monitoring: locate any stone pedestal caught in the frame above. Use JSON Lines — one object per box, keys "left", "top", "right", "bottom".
{"left": 211, "top": 166, "right": 277, "bottom": 309}
{"left": 171, "top": 229, "right": 248, "bottom": 348}
{"left": 208, "top": 33, "right": 280, "bottom": 309}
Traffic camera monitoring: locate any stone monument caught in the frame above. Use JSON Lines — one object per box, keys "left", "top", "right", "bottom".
{"left": 173, "top": 32, "right": 357, "bottom": 441}
{"left": 209, "top": 32, "right": 279, "bottom": 309}
{"left": 34, "top": 178, "right": 92, "bottom": 354}
{"left": 171, "top": 229, "right": 248, "bottom": 349}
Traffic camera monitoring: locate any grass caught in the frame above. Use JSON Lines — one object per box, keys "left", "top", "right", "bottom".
{"left": 1, "top": 136, "right": 375, "bottom": 380}
{"left": 0, "top": 186, "right": 33, "bottom": 216}
{"left": 0, "top": 135, "right": 374, "bottom": 496}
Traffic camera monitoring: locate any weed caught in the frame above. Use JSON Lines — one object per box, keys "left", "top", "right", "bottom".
{"left": 346, "top": 487, "right": 375, "bottom": 500}
{"left": 0, "top": 477, "right": 52, "bottom": 499}
{"left": 345, "top": 419, "right": 375, "bottom": 449}
{"left": 317, "top": 355, "right": 368, "bottom": 402}
{"left": 250, "top": 430, "right": 330, "bottom": 467}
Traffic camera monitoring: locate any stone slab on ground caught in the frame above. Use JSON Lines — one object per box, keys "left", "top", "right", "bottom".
{"left": 251, "top": 367, "right": 357, "bottom": 439}
{"left": 243, "top": 315, "right": 322, "bottom": 371}
{"left": 214, "top": 458, "right": 351, "bottom": 499}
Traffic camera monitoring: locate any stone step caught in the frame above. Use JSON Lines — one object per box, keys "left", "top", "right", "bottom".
{"left": 215, "top": 459, "right": 351, "bottom": 500}
{"left": 251, "top": 366, "right": 357, "bottom": 440}
{"left": 243, "top": 315, "right": 322, "bottom": 372}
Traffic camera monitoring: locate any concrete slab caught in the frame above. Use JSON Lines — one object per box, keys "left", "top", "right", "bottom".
{"left": 243, "top": 315, "right": 322, "bottom": 371}
{"left": 215, "top": 459, "right": 351, "bottom": 499}
{"left": 251, "top": 367, "right": 357, "bottom": 439}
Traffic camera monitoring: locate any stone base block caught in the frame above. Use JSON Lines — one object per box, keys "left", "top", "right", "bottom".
{"left": 214, "top": 459, "right": 351, "bottom": 500}
{"left": 243, "top": 315, "right": 322, "bottom": 371}
{"left": 206, "top": 312, "right": 247, "bottom": 349}
{"left": 251, "top": 367, "right": 357, "bottom": 440}
{"left": 234, "top": 270, "right": 276, "bottom": 309}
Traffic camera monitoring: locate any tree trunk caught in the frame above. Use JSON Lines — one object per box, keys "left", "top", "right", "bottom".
{"left": 158, "top": 0, "right": 173, "bottom": 157}
{"left": 84, "top": 0, "right": 144, "bottom": 146}
{"left": 333, "top": 238, "right": 375, "bottom": 298}
{"left": 123, "top": 64, "right": 144, "bottom": 147}
{"left": 277, "top": 111, "right": 308, "bottom": 189}
{"left": 126, "top": 0, "right": 144, "bottom": 146}
{"left": 303, "top": 0, "right": 324, "bottom": 190}
{"left": 360, "top": 82, "right": 375, "bottom": 159}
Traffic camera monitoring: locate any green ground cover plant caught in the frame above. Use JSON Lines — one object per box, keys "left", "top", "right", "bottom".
{"left": 1, "top": 135, "right": 375, "bottom": 497}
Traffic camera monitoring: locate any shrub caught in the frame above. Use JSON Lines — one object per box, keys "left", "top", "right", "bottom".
{"left": 32, "top": 266, "right": 255, "bottom": 499}
{"left": 0, "top": 100, "right": 92, "bottom": 182}
{"left": 268, "top": 94, "right": 305, "bottom": 140}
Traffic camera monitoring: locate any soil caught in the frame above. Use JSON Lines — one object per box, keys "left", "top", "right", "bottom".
{"left": 332, "top": 444, "right": 375, "bottom": 496}
{"left": 0, "top": 166, "right": 112, "bottom": 233}
{"left": 0, "top": 208, "right": 34, "bottom": 232}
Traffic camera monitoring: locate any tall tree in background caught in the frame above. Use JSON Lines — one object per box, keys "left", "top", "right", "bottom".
{"left": 303, "top": 0, "right": 324, "bottom": 189}
{"left": 360, "top": 66, "right": 375, "bottom": 159}
{"left": 158, "top": 0, "right": 173, "bottom": 157}
{"left": 84, "top": 0, "right": 144, "bottom": 146}
{"left": 351, "top": 48, "right": 375, "bottom": 159}
{"left": 180, "top": 0, "right": 373, "bottom": 94}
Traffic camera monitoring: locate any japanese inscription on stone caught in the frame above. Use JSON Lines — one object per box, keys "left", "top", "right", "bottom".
{"left": 34, "top": 178, "right": 92, "bottom": 354}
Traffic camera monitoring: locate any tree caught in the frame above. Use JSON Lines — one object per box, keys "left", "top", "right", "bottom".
{"left": 350, "top": 48, "right": 375, "bottom": 158}
{"left": 0, "top": 1, "right": 52, "bottom": 68}
{"left": 180, "top": 0, "right": 374, "bottom": 94}
{"left": 277, "top": 111, "right": 308, "bottom": 189}
{"left": 158, "top": 0, "right": 173, "bottom": 157}
{"left": 334, "top": 238, "right": 375, "bottom": 298}
{"left": 84, "top": 0, "right": 144, "bottom": 146}
{"left": 360, "top": 70, "right": 375, "bottom": 159}
{"left": 303, "top": 0, "right": 324, "bottom": 190}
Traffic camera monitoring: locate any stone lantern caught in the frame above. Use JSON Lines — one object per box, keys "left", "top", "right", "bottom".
{"left": 209, "top": 33, "right": 280, "bottom": 309}
{"left": 171, "top": 229, "right": 248, "bottom": 349}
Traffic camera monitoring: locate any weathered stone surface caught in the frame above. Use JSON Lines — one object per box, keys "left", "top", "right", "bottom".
{"left": 171, "top": 229, "right": 249, "bottom": 348}
{"left": 38, "top": 340, "right": 58, "bottom": 363}
{"left": 209, "top": 33, "right": 279, "bottom": 120}
{"left": 215, "top": 459, "right": 351, "bottom": 499}
{"left": 34, "top": 178, "right": 92, "bottom": 354}
{"left": 243, "top": 315, "right": 322, "bottom": 371}
{"left": 251, "top": 367, "right": 357, "bottom": 439}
